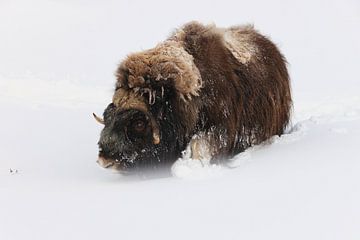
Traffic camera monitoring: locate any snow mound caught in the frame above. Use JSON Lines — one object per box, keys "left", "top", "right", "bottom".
{"left": 172, "top": 145, "right": 223, "bottom": 179}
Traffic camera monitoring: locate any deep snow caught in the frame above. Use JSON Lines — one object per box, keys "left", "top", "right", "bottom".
{"left": 1, "top": 0, "right": 360, "bottom": 239}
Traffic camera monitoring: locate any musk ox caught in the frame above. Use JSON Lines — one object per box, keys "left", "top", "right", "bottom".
{"left": 94, "top": 21, "right": 292, "bottom": 172}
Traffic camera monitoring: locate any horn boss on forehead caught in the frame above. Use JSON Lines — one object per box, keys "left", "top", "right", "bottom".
{"left": 95, "top": 21, "right": 292, "bottom": 172}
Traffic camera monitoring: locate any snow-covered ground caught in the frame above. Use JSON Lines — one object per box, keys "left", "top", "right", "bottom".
{"left": 1, "top": 0, "right": 360, "bottom": 239}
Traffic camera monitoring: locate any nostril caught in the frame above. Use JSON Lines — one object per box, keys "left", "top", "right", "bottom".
{"left": 98, "top": 145, "right": 117, "bottom": 160}
{"left": 98, "top": 143, "right": 109, "bottom": 154}
{"left": 98, "top": 146, "right": 109, "bottom": 158}
{"left": 98, "top": 146, "right": 104, "bottom": 154}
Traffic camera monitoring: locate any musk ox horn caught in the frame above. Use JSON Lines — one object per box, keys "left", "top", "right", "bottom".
{"left": 150, "top": 121, "right": 161, "bottom": 144}
{"left": 146, "top": 113, "right": 160, "bottom": 144}
{"left": 92, "top": 113, "right": 104, "bottom": 125}
{"left": 153, "top": 132, "right": 160, "bottom": 145}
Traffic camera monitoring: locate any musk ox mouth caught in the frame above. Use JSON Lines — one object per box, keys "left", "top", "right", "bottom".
{"left": 97, "top": 156, "right": 132, "bottom": 173}
{"left": 97, "top": 157, "right": 114, "bottom": 168}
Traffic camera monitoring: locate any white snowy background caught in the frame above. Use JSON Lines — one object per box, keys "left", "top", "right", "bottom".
{"left": 1, "top": 0, "right": 360, "bottom": 239}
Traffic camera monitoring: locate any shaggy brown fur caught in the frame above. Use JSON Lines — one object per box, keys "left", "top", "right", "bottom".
{"left": 96, "top": 21, "right": 291, "bottom": 171}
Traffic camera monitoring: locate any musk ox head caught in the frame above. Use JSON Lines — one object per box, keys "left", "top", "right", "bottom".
{"left": 94, "top": 40, "right": 202, "bottom": 173}
{"left": 95, "top": 88, "right": 177, "bottom": 172}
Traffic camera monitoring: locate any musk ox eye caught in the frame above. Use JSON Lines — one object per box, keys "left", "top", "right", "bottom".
{"left": 133, "top": 120, "right": 145, "bottom": 132}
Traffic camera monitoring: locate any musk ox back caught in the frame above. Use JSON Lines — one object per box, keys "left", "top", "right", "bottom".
{"left": 94, "top": 22, "right": 292, "bottom": 172}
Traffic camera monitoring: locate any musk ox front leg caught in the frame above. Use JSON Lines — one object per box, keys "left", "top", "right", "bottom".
{"left": 188, "top": 133, "right": 216, "bottom": 163}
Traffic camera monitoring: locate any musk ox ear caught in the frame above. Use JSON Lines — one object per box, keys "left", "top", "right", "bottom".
{"left": 120, "top": 41, "right": 203, "bottom": 102}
